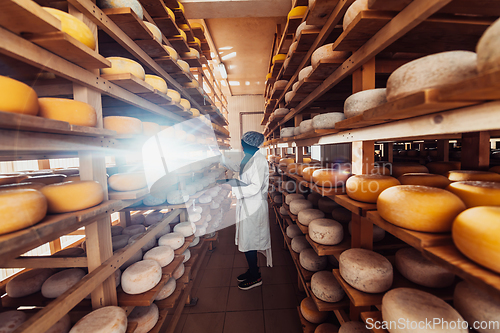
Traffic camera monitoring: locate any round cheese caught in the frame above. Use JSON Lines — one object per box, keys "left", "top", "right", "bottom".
{"left": 189, "top": 212, "right": 202, "bottom": 223}
{"left": 290, "top": 199, "right": 314, "bottom": 215}
{"left": 382, "top": 288, "right": 467, "bottom": 333}
{"left": 42, "top": 268, "right": 86, "bottom": 298}
{"left": 283, "top": 180, "right": 297, "bottom": 193}
{"left": 386, "top": 51, "right": 478, "bottom": 102}
{"left": 145, "top": 75, "right": 168, "bottom": 94}
{"left": 174, "top": 222, "right": 195, "bottom": 237}
{"left": 452, "top": 206, "right": 500, "bottom": 273}
{"left": 312, "top": 112, "right": 346, "bottom": 129}
{"left": 182, "top": 248, "right": 191, "bottom": 263}
{"left": 0, "top": 189, "right": 47, "bottom": 235}
{"left": 6, "top": 268, "right": 54, "bottom": 298}
{"left": 448, "top": 170, "right": 500, "bottom": 182}
{"left": 190, "top": 108, "right": 200, "bottom": 117}
{"left": 121, "top": 250, "right": 142, "bottom": 269}
{"left": 426, "top": 161, "right": 461, "bottom": 175}
{"left": 272, "top": 54, "right": 286, "bottom": 64}
{"left": 70, "top": 306, "right": 127, "bottom": 333}
{"left": 338, "top": 321, "right": 369, "bottom": 333}
{"left": 398, "top": 173, "right": 450, "bottom": 188}
{"left": 179, "top": 98, "right": 191, "bottom": 111}
{"left": 190, "top": 236, "right": 200, "bottom": 247}
{"left": 477, "top": 17, "right": 500, "bottom": 74}
{"left": 112, "top": 234, "right": 130, "bottom": 251}
{"left": 145, "top": 211, "right": 164, "bottom": 226}
{"left": 395, "top": 247, "right": 455, "bottom": 288}
{"left": 183, "top": 47, "right": 200, "bottom": 59}
{"left": 312, "top": 168, "right": 350, "bottom": 187}
{"left": 143, "top": 193, "right": 167, "bottom": 206}
{"left": 281, "top": 127, "right": 295, "bottom": 138}
{"left": 128, "top": 233, "right": 156, "bottom": 252}
{"left": 285, "top": 193, "right": 305, "bottom": 205}
{"left": 309, "top": 218, "right": 343, "bottom": 245}
{"left": 173, "top": 263, "right": 185, "bottom": 279}
{"left": 346, "top": 175, "right": 400, "bottom": 203}
{"left": 348, "top": 221, "right": 385, "bottom": 242}
{"left": 299, "top": 66, "right": 313, "bottom": 81}
{"left": 111, "top": 225, "right": 123, "bottom": 236}
{"left": 43, "top": 7, "right": 96, "bottom": 49}
{"left": 447, "top": 181, "right": 500, "bottom": 208}
{"left": 41, "top": 181, "right": 103, "bottom": 213}
{"left": 378, "top": 185, "right": 466, "bottom": 232}
{"left": 288, "top": 5, "right": 307, "bottom": 18}
{"left": 0, "top": 311, "right": 26, "bottom": 333}
{"left": 122, "top": 224, "right": 146, "bottom": 236}
{"left": 103, "top": 116, "right": 142, "bottom": 135}
{"left": 0, "top": 75, "right": 39, "bottom": 115}
{"left": 155, "top": 277, "right": 176, "bottom": 300}
{"left": 331, "top": 206, "right": 352, "bottom": 224}
{"left": 291, "top": 235, "right": 311, "bottom": 253}
{"left": 371, "top": 164, "right": 392, "bottom": 176}
{"left": 311, "top": 44, "right": 350, "bottom": 68}
{"left": 167, "top": 190, "right": 189, "bottom": 204}
{"left": 340, "top": 248, "right": 393, "bottom": 293}
{"left": 101, "top": 57, "right": 145, "bottom": 80}
{"left": 178, "top": 60, "right": 190, "bottom": 73}
{"left": 311, "top": 271, "right": 345, "bottom": 303}
{"left": 307, "top": 192, "right": 322, "bottom": 207}
{"left": 279, "top": 206, "right": 289, "bottom": 216}
{"left": 279, "top": 157, "right": 295, "bottom": 166}
{"left": 274, "top": 80, "right": 288, "bottom": 89}
{"left": 121, "top": 260, "right": 162, "bottom": 294}
{"left": 273, "top": 195, "right": 283, "bottom": 204}
{"left": 296, "top": 22, "right": 320, "bottom": 36}
{"left": 343, "top": 0, "right": 368, "bottom": 30}
{"left": 300, "top": 297, "right": 328, "bottom": 324}
{"left": 294, "top": 126, "right": 301, "bottom": 136}
{"left": 391, "top": 163, "right": 429, "bottom": 178}
{"left": 344, "top": 89, "right": 387, "bottom": 118}
{"left": 46, "top": 314, "right": 71, "bottom": 333}
{"left": 300, "top": 248, "right": 328, "bottom": 271}
{"left": 128, "top": 304, "right": 159, "bottom": 333}
{"left": 298, "top": 209, "right": 325, "bottom": 226}
{"left": 38, "top": 98, "right": 97, "bottom": 127}
{"left": 303, "top": 166, "right": 323, "bottom": 182}
{"left": 299, "top": 119, "right": 314, "bottom": 134}
{"left": 315, "top": 323, "right": 340, "bottom": 333}
{"left": 286, "top": 225, "right": 302, "bottom": 238}
{"left": 158, "top": 232, "right": 185, "bottom": 250}
{"left": 143, "top": 245, "right": 174, "bottom": 267}
{"left": 167, "top": 89, "right": 181, "bottom": 103}
{"left": 275, "top": 108, "right": 290, "bottom": 116}
{"left": 454, "top": 281, "right": 500, "bottom": 333}
{"left": 162, "top": 45, "right": 178, "bottom": 61}
{"left": 97, "top": 0, "right": 143, "bottom": 18}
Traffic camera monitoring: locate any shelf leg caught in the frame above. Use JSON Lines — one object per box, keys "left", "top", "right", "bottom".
{"left": 119, "top": 211, "right": 131, "bottom": 227}
{"left": 349, "top": 303, "right": 370, "bottom": 321}
{"left": 461, "top": 131, "right": 490, "bottom": 170}
{"left": 350, "top": 215, "right": 373, "bottom": 250}
{"left": 49, "top": 238, "right": 62, "bottom": 254}
{"left": 436, "top": 140, "right": 449, "bottom": 162}
{"left": 352, "top": 141, "right": 375, "bottom": 175}
{"left": 352, "top": 57, "right": 375, "bottom": 94}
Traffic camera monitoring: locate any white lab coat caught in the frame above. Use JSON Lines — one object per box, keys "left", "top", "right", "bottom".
{"left": 222, "top": 151, "right": 272, "bottom": 267}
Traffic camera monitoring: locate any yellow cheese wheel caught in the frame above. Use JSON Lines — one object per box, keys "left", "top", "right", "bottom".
{"left": 175, "top": 29, "right": 187, "bottom": 41}
{"left": 38, "top": 98, "right": 97, "bottom": 127}
{"left": 378, "top": 185, "right": 466, "bottom": 232}
{"left": 312, "top": 169, "right": 350, "bottom": 188}
{"left": 103, "top": 116, "right": 142, "bottom": 135}
{"left": 178, "top": 24, "right": 189, "bottom": 31}
{"left": 286, "top": 163, "right": 298, "bottom": 174}
{"left": 288, "top": 6, "right": 308, "bottom": 18}
{"left": 272, "top": 54, "right": 286, "bottom": 64}
{"left": 302, "top": 166, "right": 322, "bottom": 182}
{"left": 193, "top": 37, "right": 202, "bottom": 47}
{"left": 108, "top": 173, "right": 147, "bottom": 191}
{"left": 296, "top": 164, "right": 312, "bottom": 176}
{"left": 191, "top": 23, "right": 204, "bottom": 33}
{"left": 346, "top": 175, "right": 400, "bottom": 203}
{"left": 398, "top": 173, "right": 451, "bottom": 188}
{"left": 43, "top": 8, "right": 96, "bottom": 50}
{"left": 41, "top": 181, "right": 104, "bottom": 213}
{"left": 0, "top": 76, "right": 39, "bottom": 115}
{"left": 163, "top": 45, "right": 178, "bottom": 61}
{"left": 101, "top": 57, "right": 145, "bottom": 80}
{"left": 190, "top": 108, "right": 200, "bottom": 117}
{"left": 447, "top": 181, "right": 500, "bottom": 208}
{"left": 0, "top": 189, "right": 47, "bottom": 235}
{"left": 448, "top": 170, "right": 500, "bottom": 182}
{"left": 371, "top": 164, "right": 391, "bottom": 176}
{"left": 300, "top": 297, "right": 328, "bottom": 324}
{"left": 65, "top": 175, "right": 80, "bottom": 182}
{"left": 0, "top": 182, "right": 45, "bottom": 192}
{"left": 142, "top": 122, "right": 161, "bottom": 136}
{"left": 145, "top": 75, "right": 168, "bottom": 94}
{"left": 279, "top": 158, "right": 295, "bottom": 166}
{"left": 165, "top": 6, "right": 175, "bottom": 22}
{"left": 426, "top": 161, "right": 461, "bottom": 175}
{"left": 177, "top": 59, "right": 190, "bottom": 73}
{"left": 176, "top": 1, "right": 184, "bottom": 13}
{"left": 167, "top": 89, "right": 181, "bottom": 103}
{"left": 303, "top": 157, "right": 312, "bottom": 164}
{"left": 184, "top": 79, "right": 199, "bottom": 88}
{"left": 452, "top": 206, "right": 500, "bottom": 273}
{"left": 391, "top": 163, "right": 429, "bottom": 178}
{"left": 266, "top": 73, "right": 272, "bottom": 80}
{"left": 180, "top": 98, "right": 191, "bottom": 110}
{"left": 182, "top": 47, "right": 200, "bottom": 59}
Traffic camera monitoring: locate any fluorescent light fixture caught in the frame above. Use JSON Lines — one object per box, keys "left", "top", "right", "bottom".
{"left": 219, "top": 46, "right": 233, "bottom": 50}
{"left": 228, "top": 81, "right": 240, "bottom": 86}
{"left": 220, "top": 80, "right": 227, "bottom": 86}
{"left": 218, "top": 63, "right": 227, "bottom": 79}
{"left": 245, "top": 81, "right": 250, "bottom": 86}
{"left": 221, "top": 52, "right": 236, "bottom": 60}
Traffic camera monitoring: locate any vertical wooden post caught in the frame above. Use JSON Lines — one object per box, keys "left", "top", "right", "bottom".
{"left": 352, "top": 141, "right": 374, "bottom": 175}
{"left": 436, "top": 140, "right": 449, "bottom": 161}
{"left": 49, "top": 238, "right": 62, "bottom": 254}
{"left": 384, "top": 143, "right": 394, "bottom": 163}
{"left": 119, "top": 211, "right": 131, "bottom": 227}
{"left": 461, "top": 132, "right": 490, "bottom": 170}
{"left": 38, "top": 159, "right": 50, "bottom": 170}
{"left": 350, "top": 215, "right": 373, "bottom": 250}
{"left": 352, "top": 58, "right": 376, "bottom": 94}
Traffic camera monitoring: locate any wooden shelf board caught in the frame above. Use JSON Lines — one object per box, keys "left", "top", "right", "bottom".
{"left": 135, "top": 39, "right": 169, "bottom": 58}
{"left": 148, "top": 307, "right": 170, "bottom": 333}
{"left": 2, "top": 291, "right": 91, "bottom": 308}
{"left": 308, "top": 58, "right": 348, "bottom": 81}
{"left": 295, "top": 79, "right": 323, "bottom": 95}
{"left": 278, "top": 16, "right": 304, "bottom": 54}
{"left": 168, "top": 37, "right": 190, "bottom": 53}
{"left": 118, "top": 273, "right": 172, "bottom": 307}
{"left": 154, "top": 281, "right": 184, "bottom": 309}
{"left": 161, "top": 255, "right": 184, "bottom": 278}
{"left": 307, "top": 0, "right": 340, "bottom": 25}
{"left": 138, "top": 90, "right": 173, "bottom": 105}
{"left": 108, "top": 187, "right": 149, "bottom": 200}
{"left": 366, "top": 211, "right": 452, "bottom": 252}
{"left": 361, "top": 311, "right": 388, "bottom": 333}
{"left": 334, "top": 195, "right": 377, "bottom": 217}
{"left": 271, "top": 87, "right": 286, "bottom": 100}
{"left": 272, "top": 60, "right": 284, "bottom": 77}
{"left": 100, "top": 73, "right": 154, "bottom": 94}
{"left": 122, "top": 199, "right": 194, "bottom": 212}
{"left": 0, "top": 0, "right": 62, "bottom": 35}
{"left": 155, "top": 55, "right": 183, "bottom": 73}
{"left": 102, "top": 7, "right": 155, "bottom": 41}
{"left": 306, "top": 234, "right": 351, "bottom": 257}
{"left": 154, "top": 16, "right": 180, "bottom": 37}
{"left": 170, "top": 71, "right": 193, "bottom": 84}
{"left": 181, "top": 56, "right": 202, "bottom": 68}
{"left": 127, "top": 321, "right": 138, "bottom": 333}
{"left": 295, "top": 29, "right": 321, "bottom": 52}
{"left": 306, "top": 282, "right": 351, "bottom": 312}
{"left": 438, "top": 69, "right": 500, "bottom": 102}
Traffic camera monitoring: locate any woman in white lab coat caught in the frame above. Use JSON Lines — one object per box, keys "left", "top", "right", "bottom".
{"left": 220, "top": 131, "right": 272, "bottom": 290}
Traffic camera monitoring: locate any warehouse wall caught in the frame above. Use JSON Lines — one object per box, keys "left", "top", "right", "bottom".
{"left": 227, "top": 95, "right": 265, "bottom": 149}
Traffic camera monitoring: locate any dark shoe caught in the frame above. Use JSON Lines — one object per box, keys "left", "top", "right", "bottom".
{"left": 237, "top": 270, "right": 251, "bottom": 282}
{"left": 238, "top": 277, "right": 263, "bottom": 290}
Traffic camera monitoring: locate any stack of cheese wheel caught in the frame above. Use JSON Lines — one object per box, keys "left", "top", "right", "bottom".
{"left": 312, "top": 112, "right": 345, "bottom": 130}
{"left": 121, "top": 260, "right": 162, "bottom": 294}
{"left": 300, "top": 248, "right": 327, "bottom": 271}
{"left": 311, "top": 271, "right": 345, "bottom": 303}
{"left": 128, "top": 304, "right": 159, "bottom": 333}
{"left": 398, "top": 173, "right": 450, "bottom": 188}
{"left": 339, "top": 249, "right": 392, "bottom": 293}
{"left": 298, "top": 209, "right": 324, "bottom": 226}
{"left": 69, "top": 306, "right": 128, "bottom": 333}
{"left": 391, "top": 163, "right": 429, "bottom": 178}
{"left": 344, "top": 89, "right": 387, "bottom": 118}
{"left": 447, "top": 170, "right": 500, "bottom": 182}
{"left": 43, "top": 7, "right": 96, "bottom": 49}
{"left": 378, "top": 185, "right": 466, "bottom": 232}
{"left": 108, "top": 172, "right": 147, "bottom": 192}
{"left": 0, "top": 75, "right": 39, "bottom": 116}
{"left": 41, "top": 181, "right": 104, "bottom": 213}
{"left": 309, "top": 218, "right": 343, "bottom": 245}
{"left": 346, "top": 174, "right": 400, "bottom": 203}
{"left": 343, "top": 0, "right": 368, "bottom": 30}
{"left": 0, "top": 188, "right": 47, "bottom": 235}
{"left": 101, "top": 57, "right": 145, "bottom": 80}
{"left": 300, "top": 297, "right": 328, "bottom": 324}
{"left": 311, "top": 44, "right": 350, "bottom": 69}
{"left": 447, "top": 181, "right": 500, "bottom": 207}
{"left": 426, "top": 161, "right": 461, "bottom": 175}
{"left": 104, "top": 116, "right": 143, "bottom": 135}
{"left": 312, "top": 168, "right": 350, "bottom": 188}
{"left": 38, "top": 98, "right": 97, "bottom": 127}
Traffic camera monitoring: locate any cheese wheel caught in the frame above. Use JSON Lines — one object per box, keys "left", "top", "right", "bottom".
{"left": 338, "top": 321, "right": 369, "bottom": 333}
{"left": 279, "top": 158, "right": 295, "bottom": 166}
{"left": 272, "top": 54, "right": 286, "bottom": 64}
{"left": 0, "top": 311, "right": 26, "bottom": 333}
{"left": 182, "top": 48, "right": 200, "bottom": 60}
{"left": 143, "top": 193, "right": 167, "bottom": 206}
{"left": 447, "top": 181, "right": 500, "bottom": 208}
{"left": 175, "top": 29, "right": 187, "bottom": 41}
{"left": 287, "top": 163, "right": 299, "bottom": 174}
{"left": 293, "top": 126, "right": 301, "bottom": 137}
{"left": 343, "top": 0, "right": 368, "bottom": 30}
{"left": 165, "top": 6, "right": 175, "bottom": 21}
{"left": 283, "top": 180, "right": 297, "bottom": 193}
{"left": 122, "top": 260, "right": 162, "bottom": 294}
{"left": 0, "top": 189, "right": 47, "bottom": 235}
{"left": 281, "top": 127, "right": 295, "bottom": 137}
{"left": 316, "top": 323, "right": 340, "bottom": 333}
{"left": 284, "top": 91, "right": 294, "bottom": 104}
{"left": 178, "top": 60, "right": 190, "bottom": 74}
{"left": 371, "top": 164, "right": 392, "bottom": 176}
{"left": 0, "top": 76, "right": 39, "bottom": 115}
{"left": 182, "top": 248, "right": 191, "bottom": 263}
{"left": 312, "top": 168, "right": 350, "bottom": 187}
{"left": 288, "top": 6, "right": 307, "bottom": 18}
{"left": 348, "top": 221, "right": 385, "bottom": 242}
{"left": 112, "top": 235, "right": 130, "bottom": 251}
{"left": 378, "top": 185, "right": 466, "bottom": 232}
{"left": 395, "top": 247, "right": 454, "bottom": 288}
{"left": 70, "top": 306, "right": 127, "bottom": 333}
{"left": 143, "top": 245, "right": 174, "bottom": 267}
{"left": 6, "top": 268, "right": 54, "bottom": 298}
{"left": 101, "top": 57, "right": 145, "bottom": 80}
{"left": 297, "top": 164, "right": 313, "bottom": 176}
{"left": 291, "top": 235, "right": 311, "bottom": 253}
{"left": 122, "top": 224, "right": 146, "bottom": 236}
{"left": 391, "top": 163, "right": 429, "bottom": 178}
{"left": 173, "top": 262, "right": 185, "bottom": 279}
{"left": 448, "top": 170, "right": 500, "bottom": 182}
{"left": 298, "top": 209, "right": 325, "bottom": 226}
{"left": 346, "top": 175, "right": 400, "bottom": 203}
{"left": 128, "top": 304, "right": 159, "bottom": 333}
{"left": 309, "top": 218, "right": 343, "bottom": 245}
{"left": 300, "top": 119, "right": 314, "bottom": 134}
{"left": 128, "top": 233, "right": 156, "bottom": 252}
{"left": 287, "top": 41, "right": 298, "bottom": 57}
{"left": 311, "top": 271, "right": 345, "bottom": 303}
{"left": 190, "top": 108, "right": 200, "bottom": 117}
{"left": 398, "top": 173, "right": 450, "bottom": 188}
{"left": 155, "top": 277, "right": 176, "bottom": 301}
{"left": 477, "top": 17, "right": 500, "bottom": 74}
{"left": 285, "top": 193, "right": 305, "bottom": 205}
{"left": 143, "top": 21, "right": 161, "bottom": 41}
{"left": 274, "top": 108, "right": 290, "bottom": 117}
{"left": 103, "top": 116, "right": 142, "bottom": 135}
{"left": 311, "top": 44, "right": 350, "bottom": 68}
{"left": 344, "top": 89, "right": 387, "bottom": 118}
{"left": 158, "top": 232, "right": 185, "bottom": 250}
{"left": 296, "top": 22, "right": 320, "bottom": 36}
{"left": 454, "top": 281, "right": 500, "bottom": 333}
{"left": 303, "top": 166, "right": 322, "bottom": 182}
{"left": 174, "top": 222, "right": 195, "bottom": 237}
{"left": 290, "top": 199, "right": 313, "bottom": 215}
{"left": 179, "top": 98, "right": 191, "bottom": 111}
{"left": 386, "top": 51, "right": 478, "bottom": 102}
{"left": 145, "top": 211, "right": 164, "bottom": 226}
{"left": 286, "top": 225, "right": 302, "bottom": 238}
{"left": 274, "top": 80, "right": 288, "bottom": 89}
{"left": 426, "top": 161, "right": 461, "bottom": 175}
{"left": 331, "top": 206, "right": 352, "bottom": 224}
{"left": 149, "top": 222, "right": 170, "bottom": 239}
{"left": 43, "top": 7, "right": 96, "bottom": 49}
{"left": 111, "top": 225, "right": 123, "bottom": 236}
{"left": 312, "top": 112, "right": 346, "bottom": 129}
{"left": 46, "top": 314, "right": 71, "bottom": 333}
{"left": 167, "top": 89, "right": 181, "bottom": 103}
{"left": 307, "top": 192, "right": 322, "bottom": 207}
{"left": 340, "top": 249, "right": 392, "bottom": 293}
{"left": 300, "top": 297, "right": 328, "bottom": 324}
{"left": 452, "top": 206, "right": 500, "bottom": 273}
{"left": 41, "top": 181, "right": 103, "bottom": 213}
{"left": 382, "top": 288, "right": 467, "bottom": 333}
{"left": 145, "top": 75, "right": 168, "bottom": 94}
{"left": 166, "top": 190, "right": 189, "bottom": 204}
{"left": 189, "top": 236, "right": 200, "bottom": 247}
{"left": 273, "top": 195, "right": 283, "bottom": 204}
{"left": 300, "top": 248, "right": 328, "bottom": 271}
{"left": 279, "top": 206, "right": 289, "bottom": 216}
{"left": 42, "top": 268, "right": 86, "bottom": 298}
{"left": 38, "top": 98, "right": 97, "bottom": 127}
{"left": 121, "top": 250, "right": 142, "bottom": 269}
{"left": 299, "top": 66, "right": 313, "bottom": 81}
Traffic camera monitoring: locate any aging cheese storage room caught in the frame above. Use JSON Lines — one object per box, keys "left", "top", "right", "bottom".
{"left": 1, "top": 0, "right": 500, "bottom": 333}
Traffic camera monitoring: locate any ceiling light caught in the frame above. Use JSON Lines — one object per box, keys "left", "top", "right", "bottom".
{"left": 220, "top": 80, "right": 227, "bottom": 86}
{"left": 229, "top": 81, "right": 240, "bottom": 86}
{"left": 218, "top": 63, "right": 227, "bottom": 79}
{"left": 245, "top": 81, "right": 250, "bottom": 86}
{"left": 221, "top": 52, "right": 236, "bottom": 61}
{"left": 219, "top": 46, "right": 233, "bottom": 50}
